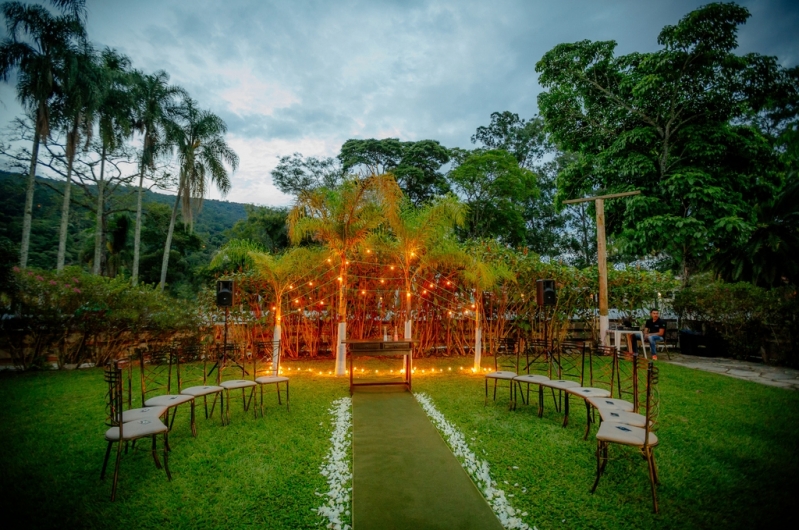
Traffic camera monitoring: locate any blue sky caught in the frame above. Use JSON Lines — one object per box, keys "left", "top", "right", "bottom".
{"left": 1, "top": 0, "right": 797, "bottom": 206}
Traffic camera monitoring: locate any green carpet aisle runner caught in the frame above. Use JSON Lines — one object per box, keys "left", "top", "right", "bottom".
{"left": 352, "top": 388, "right": 504, "bottom": 530}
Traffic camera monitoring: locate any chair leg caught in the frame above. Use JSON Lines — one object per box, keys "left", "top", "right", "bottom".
{"left": 285, "top": 381, "right": 290, "bottom": 412}
{"left": 203, "top": 395, "right": 209, "bottom": 419}
{"left": 276, "top": 382, "right": 282, "bottom": 405}
{"left": 150, "top": 435, "right": 162, "bottom": 469}
{"left": 100, "top": 441, "right": 113, "bottom": 479}
{"left": 583, "top": 401, "right": 592, "bottom": 440}
{"left": 190, "top": 401, "right": 197, "bottom": 437}
{"left": 562, "top": 394, "right": 570, "bottom": 428}
{"left": 163, "top": 432, "right": 171, "bottom": 481}
{"left": 484, "top": 378, "right": 488, "bottom": 406}
{"left": 591, "top": 440, "right": 604, "bottom": 493}
{"left": 110, "top": 440, "right": 123, "bottom": 501}
{"left": 538, "top": 386, "right": 544, "bottom": 418}
{"left": 493, "top": 379, "right": 498, "bottom": 401}
{"left": 646, "top": 447, "right": 659, "bottom": 514}
{"left": 259, "top": 384, "right": 265, "bottom": 418}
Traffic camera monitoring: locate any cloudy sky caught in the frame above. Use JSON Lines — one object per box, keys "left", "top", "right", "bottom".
{"left": 2, "top": 0, "right": 797, "bottom": 206}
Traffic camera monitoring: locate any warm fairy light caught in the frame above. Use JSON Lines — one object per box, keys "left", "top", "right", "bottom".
{"left": 308, "top": 281, "right": 313, "bottom": 286}
{"left": 337, "top": 277, "right": 342, "bottom": 282}
{"left": 271, "top": 306, "right": 276, "bottom": 310}
{"left": 411, "top": 251, "right": 415, "bottom": 256}
{"left": 429, "top": 283, "right": 434, "bottom": 288}
{"left": 346, "top": 260, "right": 350, "bottom": 265}
{"left": 400, "top": 369, "right": 405, "bottom": 373}
{"left": 361, "top": 290, "right": 366, "bottom": 295}
{"left": 448, "top": 311, "right": 453, "bottom": 316}
{"left": 319, "top": 300, "right": 324, "bottom": 305}
{"left": 289, "top": 285, "right": 293, "bottom": 289}
{"left": 471, "top": 304, "right": 475, "bottom": 308}
{"left": 406, "top": 292, "right": 411, "bottom": 298}
{"left": 327, "top": 258, "right": 331, "bottom": 263}
{"left": 390, "top": 266, "right": 394, "bottom": 270}
{"left": 295, "top": 299, "right": 299, "bottom": 303}
{"left": 448, "top": 367, "right": 452, "bottom": 371}
{"left": 366, "top": 249, "right": 371, "bottom": 254}
{"left": 446, "top": 281, "right": 451, "bottom": 285}
{"left": 380, "top": 279, "right": 385, "bottom": 284}
{"left": 422, "top": 289, "right": 427, "bottom": 294}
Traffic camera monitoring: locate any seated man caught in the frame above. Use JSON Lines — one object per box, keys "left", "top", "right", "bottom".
{"left": 644, "top": 309, "right": 666, "bottom": 360}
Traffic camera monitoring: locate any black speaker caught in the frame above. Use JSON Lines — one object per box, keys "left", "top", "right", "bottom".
{"left": 536, "top": 279, "right": 556, "bottom": 306}
{"left": 216, "top": 280, "right": 234, "bottom": 307}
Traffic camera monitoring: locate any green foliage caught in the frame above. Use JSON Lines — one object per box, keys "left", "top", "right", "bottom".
{"left": 536, "top": 2, "right": 792, "bottom": 273}
{"left": 339, "top": 138, "right": 451, "bottom": 205}
{"left": 271, "top": 153, "right": 343, "bottom": 196}
{"left": 449, "top": 149, "right": 538, "bottom": 245}
{"left": 710, "top": 172, "right": 799, "bottom": 287}
{"left": 224, "top": 204, "right": 290, "bottom": 253}
{"left": 2, "top": 266, "right": 199, "bottom": 369}
{"left": 673, "top": 273, "right": 798, "bottom": 364}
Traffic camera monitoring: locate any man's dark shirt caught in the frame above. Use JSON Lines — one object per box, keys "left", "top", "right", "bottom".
{"left": 645, "top": 318, "right": 666, "bottom": 335}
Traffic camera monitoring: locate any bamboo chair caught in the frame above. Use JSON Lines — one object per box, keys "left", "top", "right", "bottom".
{"left": 116, "top": 355, "right": 168, "bottom": 423}
{"left": 484, "top": 337, "right": 520, "bottom": 407}
{"left": 591, "top": 361, "right": 661, "bottom": 513}
{"left": 216, "top": 344, "right": 257, "bottom": 425}
{"left": 561, "top": 345, "right": 616, "bottom": 435}
{"left": 512, "top": 339, "right": 554, "bottom": 416}
{"left": 537, "top": 340, "right": 587, "bottom": 419}
{"left": 101, "top": 364, "right": 170, "bottom": 501}
{"left": 252, "top": 340, "right": 290, "bottom": 416}
{"left": 176, "top": 342, "right": 224, "bottom": 425}
{"left": 139, "top": 347, "right": 197, "bottom": 439}
{"left": 582, "top": 351, "right": 640, "bottom": 439}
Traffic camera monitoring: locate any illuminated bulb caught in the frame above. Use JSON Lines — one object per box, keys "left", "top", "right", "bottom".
{"left": 380, "top": 279, "right": 385, "bottom": 284}
{"left": 448, "top": 367, "right": 452, "bottom": 371}
{"left": 446, "top": 281, "right": 451, "bottom": 285}
{"left": 361, "top": 290, "right": 366, "bottom": 295}
{"left": 422, "top": 289, "right": 427, "bottom": 294}
{"left": 346, "top": 261, "right": 350, "bottom": 265}
{"left": 308, "top": 281, "right": 313, "bottom": 286}
{"left": 448, "top": 311, "right": 453, "bottom": 316}
{"left": 390, "top": 266, "right": 394, "bottom": 270}
{"left": 471, "top": 304, "right": 475, "bottom": 308}
{"left": 289, "top": 285, "right": 293, "bottom": 289}
{"left": 327, "top": 258, "right": 331, "bottom": 263}
{"left": 406, "top": 292, "right": 411, "bottom": 298}
{"left": 271, "top": 306, "right": 276, "bottom": 310}
{"left": 337, "top": 277, "right": 342, "bottom": 282}
{"left": 295, "top": 299, "right": 299, "bottom": 303}
{"left": 366, "top": 249, "right": 371, "bottom": 253}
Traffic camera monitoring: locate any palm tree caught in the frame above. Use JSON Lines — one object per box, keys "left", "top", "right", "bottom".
{"left": 288, "top": 174, "right": 401, "bottom": 376}
{"left": 55, "top": 41, "right": 99, "bottom": 271}
{"left": 91, "top": 48, "right": 133, "bottom": 274}
{"left": 460, "top": 247, "right": 515, "bottom": 370}
{"left": 159, "top": 98, "right": 238, "bottom": 291}
{"left": 0, "top": 1, "right": 85, "bottom": 268}
{"left": 212, "top": 240, "right": 322, "bottom": 369}
{"left": 372, "top": 195, "right": 466, "bottom": 342}
{"left": 130, "top": 70, "right": 185, "bottom": 285}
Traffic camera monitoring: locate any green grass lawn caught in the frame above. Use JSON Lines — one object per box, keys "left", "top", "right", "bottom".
{"left": 1, "top": 357, "right": 797, "bottom": 529}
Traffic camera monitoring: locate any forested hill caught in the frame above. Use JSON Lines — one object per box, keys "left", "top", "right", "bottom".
{"left": 0, "top": 170, "right": 248, "bottom": 279}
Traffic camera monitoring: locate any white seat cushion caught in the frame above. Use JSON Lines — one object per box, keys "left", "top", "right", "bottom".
{"left": 255, "top": 376, "right": 289, "bottom": 384}
{"left": 513, "top": 374, "right": 550, "bottom": 383}
{"left": 567, "top": 386, "right": 611, "bottom": 398}
{"left": 585, "top": 396, "right": 635, "bottom": 412}
{"left": 105, "top": 418, "right": 168, "bottom": 441}
{"left": 145, "top": 394, "right": 195, "bottom": 407}
{"left": 596, "top": 421, "right": 658, "bottom": 447}
{"left": 181, "top": 385, "right": 224, "bottom": 397}
{"left": 485, "top": 371, "right": 517, "bottom": 380}
{"left": 598, "top": 408, "right": 649, "bottom": 428}
{"left": 121, "top": 406, "right": 167, "bottom": 423}
{"left": 541, "top": 379, "right": 581, "bottom": 390}
{"left": 220, "top": 379, "right": 257, "bottom": 389}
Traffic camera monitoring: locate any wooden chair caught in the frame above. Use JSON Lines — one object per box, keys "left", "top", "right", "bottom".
{"left": 139, "top": 347, "right": 196, "bottom": 439}
{"left": 538, "top": 340, "right": 587, "bottom": 419}
{"left": 591, "top": 361, "right": 661, "bottom": 513}
{"left": 563, "top": 345, "right": 616, "bottom": 433}
{"left": 484, "top": 337, "right": 519, "bottom": 407}
{"left": 176, "top": 342, "right": 224, "bottom": 425}
{"left": 584, "top": 350, "right": 641, "bottom": 437}
{"left": 512, "top": 338, "right": 554, "bottom": 415}
{"left": 252, "top": 340, "right": 290, "bottom": 415}
{"left": 216, "top": 344, "right": 257, "bottom": 425}
{"left": 101, "top": 363, "right": 170, "bottom": 501}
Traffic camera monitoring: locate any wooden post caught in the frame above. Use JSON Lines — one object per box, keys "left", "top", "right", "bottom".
{"left": 563, "top": 190, "right": 640, "bottom": 346}
{"left": 596, "top": 199, "right": 609, "bottom": 345}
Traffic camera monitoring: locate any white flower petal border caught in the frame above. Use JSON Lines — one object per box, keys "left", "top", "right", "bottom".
{"left": 414, "top": 392, "right": 534, "bottom": 530}
{"left": 315, "top": 397, "right": 352, "bottom": 530}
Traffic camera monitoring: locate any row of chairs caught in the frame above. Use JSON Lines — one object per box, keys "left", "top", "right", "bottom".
{"left": 101, "top": 340, "right": 289, "bottom": 501}
{"left": 485, "top": 338, "right": 661, "bottom": 513}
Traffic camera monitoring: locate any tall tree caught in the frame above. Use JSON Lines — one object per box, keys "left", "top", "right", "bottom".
{"left": 54, "top": 40, "right": 99, "bottom": 271}
{"left": 372, "top": 195, "right": 466, "bottom": 341}
{"left": 271, "top": 153, "right": 343, "bottom": 196}
{"left": 288, "top": 174, "right": 402, "bottom": 376}
{"left": 536, "top": 2, "right": 789, "bottom": 277}
{"left": 0, "top": 1, "right": 85, "bottom": 268}
{"left": 130, "top": 70, "right": 185, "bottom": 285}
{"left": 91, "top": 48, "right": 133, "bottom": 274}
{"left": 449, "top": 148, "right": 538, "bottom": 245}
{"left": 159, "top": 98, "right": 238, "bottom": 291}
{"left": 339, "top": 138, "right": 450, "bottom": 205}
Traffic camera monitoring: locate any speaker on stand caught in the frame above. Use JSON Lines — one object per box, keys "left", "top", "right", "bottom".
{"left": 536, "top": 278, "right": 557, "bottom": 350}
{"left": 210, "top": 281, "right": 235, "bottom": 379}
